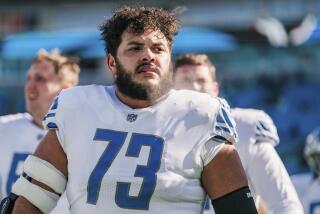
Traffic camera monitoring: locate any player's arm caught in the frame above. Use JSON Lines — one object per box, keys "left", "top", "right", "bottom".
{"left": 247, "top": 112, "right": 303, "bottom": 214}
{"left": 200, "top": 97, "right": 257, "bottom": 213}
{"left": 10, "top": 130, "right": 67, "bottom": 214}
{"left": 201, "top": 143, "right": 258, "bottom": 214}
{"left": 247, "top": 143, "right": 303, "bottom": 214}
{"left": 0, "top": 176, "right": 3, "bottom": 201}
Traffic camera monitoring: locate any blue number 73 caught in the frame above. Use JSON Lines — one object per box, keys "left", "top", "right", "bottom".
{"left": 87, "top": 129, "right": 164, "bottom": 210}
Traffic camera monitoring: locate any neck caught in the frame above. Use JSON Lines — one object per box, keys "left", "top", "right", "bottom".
{"left": 115, "top": 87, "right": 167, "bottom": 109}
{"left": 31, "top": 112, "right": 44, "bottom": 129}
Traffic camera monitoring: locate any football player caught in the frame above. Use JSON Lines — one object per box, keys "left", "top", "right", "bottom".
{"left": 0, "top": 49, "right": 80, "bottom": 213}
{"left": 173, "top": 53, "right": 303, "bottom": 214}
{"left": 291, "top": 127, "right": 320, "bottom": 214}
{"left": 0, "top": 176, "right": 2, "bottom": 201}
{"left": 2, "top": 6, "right": 258, "bottom": 214}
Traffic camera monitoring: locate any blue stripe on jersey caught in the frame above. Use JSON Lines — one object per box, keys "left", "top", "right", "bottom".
{"left": 256, "top": 121, "right": 274, "bottom": 138}
{"left": 212, "top": 135, "right": 227, "bottom": 142}
{"left": 216, "top": 126, "right": 231, "bottom": 133}
{"left": 256, "top": 125, "right": 262, "bottom": 132}
{"left": 43, "top": 113, "right": 56, "bottom": 120}
{"left": 51, "top": 96, "right": 59, "bottom": 110}
{"left": 204, "top": 195, "right": 210, "bottom": 210}
{"left": 216, "top": 113, "right": 225, "bottom": 124}
{"left": 47, "top": 122, "right": 58, "bottom": 129}
{"left": 257, "top": 121, "right": 270, "bottom": 132}
{"left": 221, "top": 108, "right": 234, "bottom": 129}
{"left": 255, "top": 134, "right": 276, "bottom": 142}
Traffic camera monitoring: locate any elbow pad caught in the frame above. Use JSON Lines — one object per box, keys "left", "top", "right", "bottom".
{"left": 11, "top": 155, "right": 67, "bottom": 213}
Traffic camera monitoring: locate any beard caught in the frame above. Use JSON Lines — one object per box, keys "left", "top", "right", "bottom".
{"left": 114, "top": 60, "right": 173, "bottom": 102}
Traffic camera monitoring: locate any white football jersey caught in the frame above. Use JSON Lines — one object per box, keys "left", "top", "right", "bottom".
{"left": 291, "top": 173, "right": 320, "bottom": 214}
{"left": 0, "top": 175, "right": 2, "bottom": 201}
{"left": 43, "top": 85, "right": 237, "bottom": 214}
{"left": 203, "top": 108, "right": 303, "bottom": 214}
{"left": 0, "top": 113, "right": 70, "bottom": 214}
{"left": 0, "top": 113, "right": 45, "bottom": 197}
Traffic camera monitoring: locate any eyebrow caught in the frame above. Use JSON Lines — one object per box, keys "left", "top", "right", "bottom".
{"left": 127, "top": 41, "right": 144, "bottom": 46}
{"left": 153, "top": 42, "right": 166, "bottom": 47}
{"left": 127, "top": 41, "right": 166, "bottom": 47}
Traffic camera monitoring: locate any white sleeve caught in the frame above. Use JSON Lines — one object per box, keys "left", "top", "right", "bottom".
{"left": 201, "top": 139, "right": 225, "bottom": 166}
{"left": 247, "top": 143, "right": 303, "bottom": 214}
{"left": 42, "top": 92, "right": 66, "bottom": 151}
{"left": 253, "top": 111, "right": 279, "bottom": 146}
{"left": 201, "top": 98, "right": 238, "bottom": 165}
{"left": 212, "top": 98, "right": 238, "bottom": 144}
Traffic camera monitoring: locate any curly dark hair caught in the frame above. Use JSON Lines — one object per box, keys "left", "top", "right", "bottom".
{"left": 100, "top": 5, "right": 180, "bottom": 56}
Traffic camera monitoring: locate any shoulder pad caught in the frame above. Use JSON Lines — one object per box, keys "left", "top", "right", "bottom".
{"left": 254, "top": 110, "right": 279, "bottom": 146}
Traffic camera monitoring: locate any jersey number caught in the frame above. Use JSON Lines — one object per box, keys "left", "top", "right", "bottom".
{"left": 310, "top": 201, "right": 320, "bottom": 214}
{"left": 87, "top": 129, "right": 164, "bottom": 210}
{"left": 6, "top": 153, "right": 29, "bottom": 194}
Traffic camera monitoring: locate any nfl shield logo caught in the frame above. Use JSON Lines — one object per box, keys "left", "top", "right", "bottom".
{"left": 127, "top": 114, "right": 138, "bottom": 122}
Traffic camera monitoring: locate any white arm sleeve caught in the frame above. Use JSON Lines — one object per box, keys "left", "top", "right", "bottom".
{"left": 201, "top": 139, "right": 225, "bottom": 166}
{"left": 43, "top": 93, "right": 66, "bottom": 152}
{"left": 253, "top": 112, "right": 279, "bottom": 146}
{"left": 201, "top": 98, "right": 238, "bottom": 166}
{"left": 247, "top": 142, "right": 303, "bottom": 214}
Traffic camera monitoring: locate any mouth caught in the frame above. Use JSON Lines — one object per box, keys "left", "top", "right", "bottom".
{"left": 26, "top": 93, "right": 38, "bottom": 101}
{"left": 136, "top": 64, "right": 160, "bottom": 75}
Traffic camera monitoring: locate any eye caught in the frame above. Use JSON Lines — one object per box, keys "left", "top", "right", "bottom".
{"left": 35, "top": 75, "right": 46, "bottom": 83}
{"left": 128, "top": 46, "right": 142, "bottom": 51}
{"left": 153, "top": 47, "right": 165, "bottom": 53}
{"left": 197, "top": 78, "right": 206, "bottom": 84}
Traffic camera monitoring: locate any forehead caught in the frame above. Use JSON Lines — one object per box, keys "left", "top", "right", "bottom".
{"left": 176, "top": 65, "right": 211, "bottom": 77}
{"left": 27, "top": 60, "right": 56, "bottom": 76}
{"left": 120, "top": 29, "right": 169, "bottom": 47}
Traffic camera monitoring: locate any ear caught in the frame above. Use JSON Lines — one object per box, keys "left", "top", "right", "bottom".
{"left": 61, "top": 83, "right": 71, "bottom": 89}
{"left": 212, "top": 81, "right": 219, "bottom": 97}
{"left": 107, "top": 54, "right": 117, "bottom": 77}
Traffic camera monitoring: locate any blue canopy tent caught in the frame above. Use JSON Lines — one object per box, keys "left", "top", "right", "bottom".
{"left": 173, "top": 27, "right": 237, "bottom": 54}
{"left": 1, "top": 29, "right": 100, "bottom": 59}
{"left": 1, "top": 27, "right": 237, "bottom": 59}
{"left": 306, "top": 22, "right": 320, "bottom": 44}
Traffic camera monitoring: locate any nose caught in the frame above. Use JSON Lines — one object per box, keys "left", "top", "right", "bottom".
{"left": 25, "top": 78, "right": 35, "bottom": 93}
{"left": 141, "top": 48, "right": 155, "bottom": 63}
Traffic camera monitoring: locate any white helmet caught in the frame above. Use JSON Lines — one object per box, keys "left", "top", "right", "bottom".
{"left": 304, "top": 127, "right": 320, "bottom": 177}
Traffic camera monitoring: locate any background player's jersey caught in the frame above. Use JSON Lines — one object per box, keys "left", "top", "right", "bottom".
{"left": 0, "top": 113, "right": 45, "bottom": 197}
{"left": 0, "top": 113, "right": 69, "bottom": 214}
{"left": 43, "top": 85, "right": 237, "bottom": 214}
{"left": 204, "top": 108, "right": 303, "bottom": 214}
{"left": 0, "top": 175, "right": 2, "bottom": 201}
{"left": 291, "top": 173, "right": 320, "bottom": 214}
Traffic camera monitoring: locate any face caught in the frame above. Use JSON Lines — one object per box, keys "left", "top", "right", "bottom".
{"left": 174, "top": 64, "right": 219, "bottom": 97}
{"left": 24, "top": 60, "right": 62, "bottom": 119}
{"left": 108, "top": 29, "right": 173, "bottom": 101}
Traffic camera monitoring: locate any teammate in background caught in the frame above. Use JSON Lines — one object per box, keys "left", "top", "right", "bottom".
{"left": 0, "top": 49, "right": 80, "bottom": 213}
{"left": 173, "top": 53, "right": 303, "bottom": 214}
{"left": 3, "top": 6, "right": 258, "bottom": 214}
{"left": 0, "top": 177, "right": 2, "bottom": 201}
{"left": 291, "top": 127, "right": 320, "bottom": 214}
